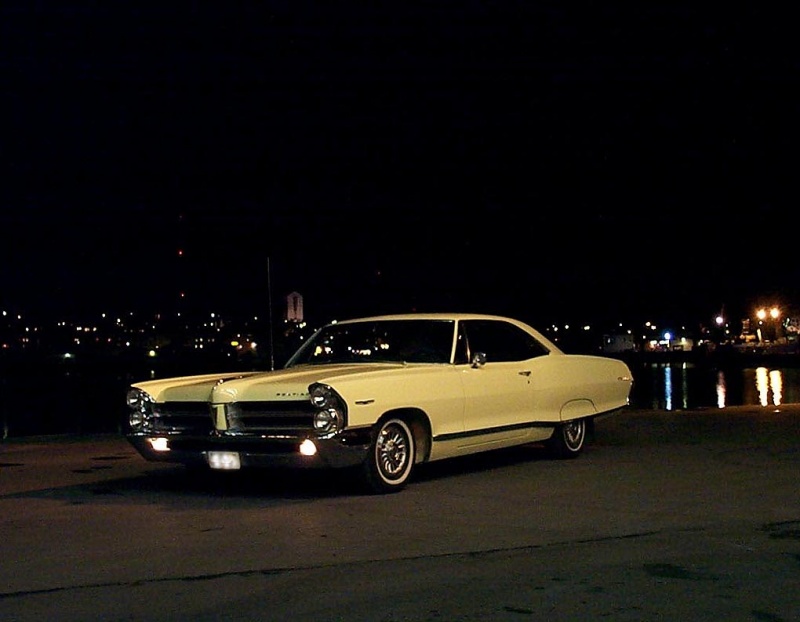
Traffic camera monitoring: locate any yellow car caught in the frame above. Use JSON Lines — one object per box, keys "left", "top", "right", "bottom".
{"left": 126, "top": 313, "right": 634, "bottom": 493}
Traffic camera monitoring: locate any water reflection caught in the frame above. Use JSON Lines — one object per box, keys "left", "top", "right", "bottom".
{"left": 634, "top": 362, "right": 800, "bottom": 410}
{"left": 771, "top": 369, "right": 783, "bottom": 405}
{"left": 664, "top": 364, "right": 672, "bottom": 411}
{"left": 660, "top": 362, "right": 691, "bottom": 411}
{"left": 754, "top": 367, "right": 783, "bottom": 406}
{"left": 716, "top": 370, "right": 726, "bottom": 408}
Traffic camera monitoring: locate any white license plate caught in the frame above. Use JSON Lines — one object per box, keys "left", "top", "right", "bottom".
{"left": 207, "top": 451, "right": 241, "bottom": 470}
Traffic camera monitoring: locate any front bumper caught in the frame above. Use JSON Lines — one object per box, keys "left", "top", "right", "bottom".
{"left": 126, "top": 429, "right": 372, "bottom": 470}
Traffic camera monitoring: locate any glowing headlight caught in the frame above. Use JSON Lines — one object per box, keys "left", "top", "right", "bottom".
{"left": 148, "top": 437, "right": 170, "bottom": 452}
{"left": 299, "top": 439, "right": 317, "bottom": 456}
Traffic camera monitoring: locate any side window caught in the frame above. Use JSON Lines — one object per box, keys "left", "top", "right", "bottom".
{"left": 462, "top": 319, "right": 550, "bottom": 362}
{"left": 453, "top": 323, "right": 470, "bottom": 364}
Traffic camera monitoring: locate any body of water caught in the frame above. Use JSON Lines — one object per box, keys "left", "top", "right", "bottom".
{"left": 626, "top": 358, "right": 800, "bottom": 410}
{"left": 2, "top": 356, "right": 799, "bottom": 439}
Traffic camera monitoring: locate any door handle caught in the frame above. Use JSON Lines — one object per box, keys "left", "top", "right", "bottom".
{"left": 518, "top": 370, "right": 531, "bottom": 377}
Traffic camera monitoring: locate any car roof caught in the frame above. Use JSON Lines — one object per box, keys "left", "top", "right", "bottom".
{"left": 322, "top": 313, "right": 565, "bottom": 355}
{"left": 333, "top": 313, "right": 521, "bottom": 324}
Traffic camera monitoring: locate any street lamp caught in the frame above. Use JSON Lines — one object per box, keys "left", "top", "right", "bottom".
{"left": 755, "top": 306, "right": 781, "bottom": 343}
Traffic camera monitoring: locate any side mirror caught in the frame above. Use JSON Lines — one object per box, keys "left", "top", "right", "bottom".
{"left": 471, "top": 352, "right": 487, "bottom": 368}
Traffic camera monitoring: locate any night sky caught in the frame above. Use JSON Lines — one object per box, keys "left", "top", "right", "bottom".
{"left": 3, "top": 3, "right": 797, "bottom": 329}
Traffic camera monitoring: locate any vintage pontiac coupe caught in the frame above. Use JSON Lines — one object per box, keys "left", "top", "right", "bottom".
{"left": 125, "top": 313, "right": 634, "bottom": 493}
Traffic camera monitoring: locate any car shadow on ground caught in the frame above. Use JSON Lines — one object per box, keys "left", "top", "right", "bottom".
{"left": 4, "top": 441, "right": 558, "bottom": 506}
{"left": 133, "top": 441, "right": 553, "bottom": 499}
{"left": 411, "top": 441, "right": 551, "bottom": 485}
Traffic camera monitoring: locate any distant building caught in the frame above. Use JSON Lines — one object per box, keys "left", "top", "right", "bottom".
{"left": 286, "top": 292, "right": 303, "bottom": 323}
{"left": 784, "top": 317, "right": 799, "bottom": 343}
{"left": 601, "top": 333, "right": 638, "bottom": 353}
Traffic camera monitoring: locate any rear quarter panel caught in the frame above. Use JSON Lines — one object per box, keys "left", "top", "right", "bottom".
{"left": 531, "top": 354, "right": 633, "bottom": 421}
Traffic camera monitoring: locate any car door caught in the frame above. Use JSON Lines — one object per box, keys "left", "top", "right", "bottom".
{"left": 458, "top": 319, "right": 550, "bottom": 435}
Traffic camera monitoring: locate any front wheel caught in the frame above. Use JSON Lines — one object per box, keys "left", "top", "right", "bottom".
{"left": 546, "top": 418, "right": 587, "bottom": 459}
{"left": 361, "top": 417, "right": 416, "bottom": 494}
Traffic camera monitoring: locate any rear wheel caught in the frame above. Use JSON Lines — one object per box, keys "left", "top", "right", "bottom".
{"left": 546, "top": 418, "right": 587, "bottom": 459}
{"left": 361, "top": 417, "right": 415, "bottom": 494}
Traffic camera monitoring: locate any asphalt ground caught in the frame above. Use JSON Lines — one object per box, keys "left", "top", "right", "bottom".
{"left": 1, "top": 405, "right": 799, "bottom": 622}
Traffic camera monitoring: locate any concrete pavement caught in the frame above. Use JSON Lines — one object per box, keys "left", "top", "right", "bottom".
{"left": 1, "top": 405, "right": 799, "bottom": 621}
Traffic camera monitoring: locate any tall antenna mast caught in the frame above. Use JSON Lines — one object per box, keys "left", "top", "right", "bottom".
{"left": 267, "top": 256, "right": 275, "bottom": 370}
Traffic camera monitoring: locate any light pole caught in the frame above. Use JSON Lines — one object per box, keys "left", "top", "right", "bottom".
{"left": 755, "top": 306, "right": 781, "bottom": 343}
{"left": 770, "top": 306, "right": 782, "bottom": 343}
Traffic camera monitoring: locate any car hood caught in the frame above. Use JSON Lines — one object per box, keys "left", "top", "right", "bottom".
{"left": 132, "top": 363, "right": 409, "bottom": 403}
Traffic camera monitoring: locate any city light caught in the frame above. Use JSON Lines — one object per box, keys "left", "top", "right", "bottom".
{"left": 0, "top": 293, "right": 797, "bottom": 361}
{"left": 755, "top": 306, "right": 783, "bottom": 344}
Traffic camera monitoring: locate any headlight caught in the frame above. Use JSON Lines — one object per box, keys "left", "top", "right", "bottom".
{"left": 309, "top": 383, "right": 346, "bottom": 438}
{"left": 313, "top": 408, "right": 343, "bottom": 435}
{"left": 225, "top": 403, "right": 244, "bottom": 433}
{"left": 310, "top": 383, "right": 337, "bottom": 409}
{"left": 126, "top": 388, "right": 155, "bottom": 431}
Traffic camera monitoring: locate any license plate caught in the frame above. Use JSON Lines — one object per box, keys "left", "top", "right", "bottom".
{"left": 206, "top": 451, "right": 241, "bottom": 470}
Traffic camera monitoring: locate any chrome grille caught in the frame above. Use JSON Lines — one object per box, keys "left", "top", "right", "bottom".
{"left": 152, "top": 402, "right": 213, "bottom": 434}
{"left": 230, "top": 400, "right": 315, "bottom": 434}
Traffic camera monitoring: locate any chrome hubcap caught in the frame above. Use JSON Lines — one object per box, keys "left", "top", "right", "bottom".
{"left": 378, "top": 426, "right": 408, "bottom": 477}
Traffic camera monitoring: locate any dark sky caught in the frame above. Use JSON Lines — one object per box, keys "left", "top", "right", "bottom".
{"left": 2, "top": 3, "right": 797, "bottom": 329}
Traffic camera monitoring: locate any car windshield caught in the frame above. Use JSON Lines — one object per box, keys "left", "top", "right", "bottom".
{"left": 285, "top": 319, "right": 455, "bottom": 366}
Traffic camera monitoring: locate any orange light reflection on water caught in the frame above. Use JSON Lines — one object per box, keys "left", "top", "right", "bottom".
{"left": 716, "top": 370, "right": 726, "bottom": 408}
{"left": 754, "top": 367, "right": 783, "bottom": 406}
{"left": 668, "top": 366, "right": 787, "bottom": 409}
